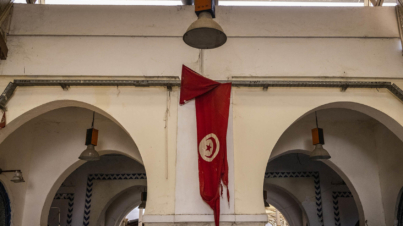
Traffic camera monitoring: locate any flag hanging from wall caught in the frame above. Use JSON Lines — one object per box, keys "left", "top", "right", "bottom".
{"left": 179, "top": 65, "right": 231, "bottom": 226}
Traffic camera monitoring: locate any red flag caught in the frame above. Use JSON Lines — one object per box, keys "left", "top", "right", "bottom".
{"left": 180, "top": 65, "right": 231, "bottom": 226}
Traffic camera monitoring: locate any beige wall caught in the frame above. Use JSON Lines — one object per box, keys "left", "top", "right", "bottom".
{"left": 376, "top": 123, "right": 403, "bottom": 226}
{"left": 0, "top": 4, "right": 403, "bottom": 226}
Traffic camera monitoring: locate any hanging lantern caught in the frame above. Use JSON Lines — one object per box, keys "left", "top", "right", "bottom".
{"left": 310, "top": 112, "right": 331, "bottom": 160}
{"left": 79, "top": 112, "right": 100, "bottom": 161}
{"left": 183, "top": 0, "right": 227, "bottom": 49}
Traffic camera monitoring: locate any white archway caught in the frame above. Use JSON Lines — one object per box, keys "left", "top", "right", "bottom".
{"left": 0, "top": 105, "right": 146, "bottom": 226}
{"left": 267, "top": 106, "right": 402, "bottom": 226}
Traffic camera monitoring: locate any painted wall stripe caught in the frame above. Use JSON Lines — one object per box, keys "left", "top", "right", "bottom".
{"left": 54, "top": 193, "right": 75, "bottom": 226}
{"left": 332, "top": 191, "right": 353, "bottom": 226}
{"left": 265, "top": 171, "right": 324, "bottom": 226}
{"left": 82, "top": 173, "right": 147, "bottom": 226}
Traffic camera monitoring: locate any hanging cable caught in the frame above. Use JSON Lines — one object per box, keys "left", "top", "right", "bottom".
{"left": 91, "top": 111, "right": 95, "bottom": 128}
{"left": 315, "top": 111, "right": 319, "bottom": 128}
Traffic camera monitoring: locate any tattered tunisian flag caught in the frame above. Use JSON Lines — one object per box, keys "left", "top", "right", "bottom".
{"left": 179, "top": 65, "right": 231, "bottom": 226}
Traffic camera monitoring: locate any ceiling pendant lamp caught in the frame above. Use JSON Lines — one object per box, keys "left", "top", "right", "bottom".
{"left": 79, "top": 112, "right": 100, "bottom": 161}
{"left": 310, "top": 112, "right": 331, "bottom": 161}
{"left": 183, "top": 0, "right": 227, "bottom": 49}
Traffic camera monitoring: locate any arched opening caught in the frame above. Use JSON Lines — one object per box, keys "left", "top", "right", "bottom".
{"left": 99, "top": 185, "right": 146, "bottom": 226}
{"left": 264, "top": 183, "right": 308, "bottom": 226}
{"left": 265, "top": 204, "right": 289, "bottom": 226}
{"left": 47, "top": 154, "right": 146, "bottom": 226}
{"left": 262, "top": 103, "right": 403, "bottom": 226}
{"left": 120, "top": 206, "right": 141, "bottom": 226}
{"left": 265, "top": 152, "right": 359, "bottom": 226}
{"left": 0, "top": 104, "right": 146, "bottom": 226}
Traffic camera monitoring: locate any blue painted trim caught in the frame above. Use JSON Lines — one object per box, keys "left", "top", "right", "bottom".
{"left": 265, "top": 171, "right": 324, "bottom": 226}
{"left": 54, "top": 193, "right": 75, "bottom": 226}
{"left": 82, "top": 173, "right": 147, "bottom": 226}
{"left": 332, "top": 191, "right": 353, "bottom": 226}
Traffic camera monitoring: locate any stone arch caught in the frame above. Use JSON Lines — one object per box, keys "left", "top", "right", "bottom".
{"left": 0, "top": 100, "right": 136, "bottom": 155}
{"left": 266, "top": 102, "right": 403, "bottom": 226}
{"left": 264, "top": 183, "right": 309, "bottom": 226}
{"left": 0, "top": 101, "right": 146, "bottom": 226}
{"left": 295, "top": 102, "right": 403, "bottom": 143}
{"left": 268, "top": 150, "right": 363, "bottom": 226}
{"left": 40, "top": 150, "right": 145, "bottom": 226}
{"left": 0, "top": 87, "right": 176, "bottom": 226}
{"left": 96, "top": 185, "right": 145, "bottom": 226}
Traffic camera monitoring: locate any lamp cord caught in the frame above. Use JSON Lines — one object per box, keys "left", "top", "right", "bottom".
{"left": 91, "top": 112, "right": 95, "bottom": 128}
{"left": 315, "top": 111, "right": 319, "bottom": 128}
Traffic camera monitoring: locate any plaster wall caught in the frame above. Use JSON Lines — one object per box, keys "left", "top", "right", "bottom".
{"left": 0, "top": 124, "right": 35, "bottom": 226}
{"left": 0, "top": 5, "right": 400, "bottom": 79}
{"left": 375, "top": 123, "right": 403, "bottom": 226}
{"left": 0, "top": 4, "right": 403, "bottom": 226}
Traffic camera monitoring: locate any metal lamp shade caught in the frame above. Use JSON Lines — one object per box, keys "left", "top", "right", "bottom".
{"left": 11, "top": 171, "right": 24, "bottom": 183}
{"left": 310, "top": 144, "right": 331, "bottom": 160}
{"left": 183, "top": 12, "right": 227, "bottom": 49}
{"left": 79, "top": 144, "right": 100, "bottom": 161}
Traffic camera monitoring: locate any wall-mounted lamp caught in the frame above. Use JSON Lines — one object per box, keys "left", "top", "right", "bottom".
{"left": 79, "top": 112, "right": 100, "bottom": 161}
{"left": 310, "top": 112, "right": 331, "bottom": 160}
{"left": 0, "top": 169, "right": 25, "bottom": 183}
{"left": 139, "top": 192, "right": 147, "bottom": 209}
{"left": 263, "top": 190, "right": 270, "bottom": 208}
{"left": 183, "top": 0, "right": 227, "bottom": 49}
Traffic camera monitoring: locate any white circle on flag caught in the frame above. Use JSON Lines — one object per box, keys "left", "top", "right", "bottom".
{"left": 199, "top": 133, "right": 220, "bottom": 162}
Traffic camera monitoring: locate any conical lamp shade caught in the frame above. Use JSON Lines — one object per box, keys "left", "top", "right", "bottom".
{"left": 183, "top": 12, "right": 227, "bottom": 49}
{"left": 79, "top": 145, "right": 100, "bottom": 161}
{"left": 310, "top": 144, "right": 331, "bottom": 160}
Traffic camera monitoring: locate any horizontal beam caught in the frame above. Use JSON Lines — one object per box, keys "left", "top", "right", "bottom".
{"left": 0, "top": 79, "right": 401, "bottom": 111}
{"left": 13, "top": 79, "right": 392, "bottom": 88}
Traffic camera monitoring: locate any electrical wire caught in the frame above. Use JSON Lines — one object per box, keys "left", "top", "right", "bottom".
{"left": 91, "top": 111, "right": 95, "bottom": 128}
